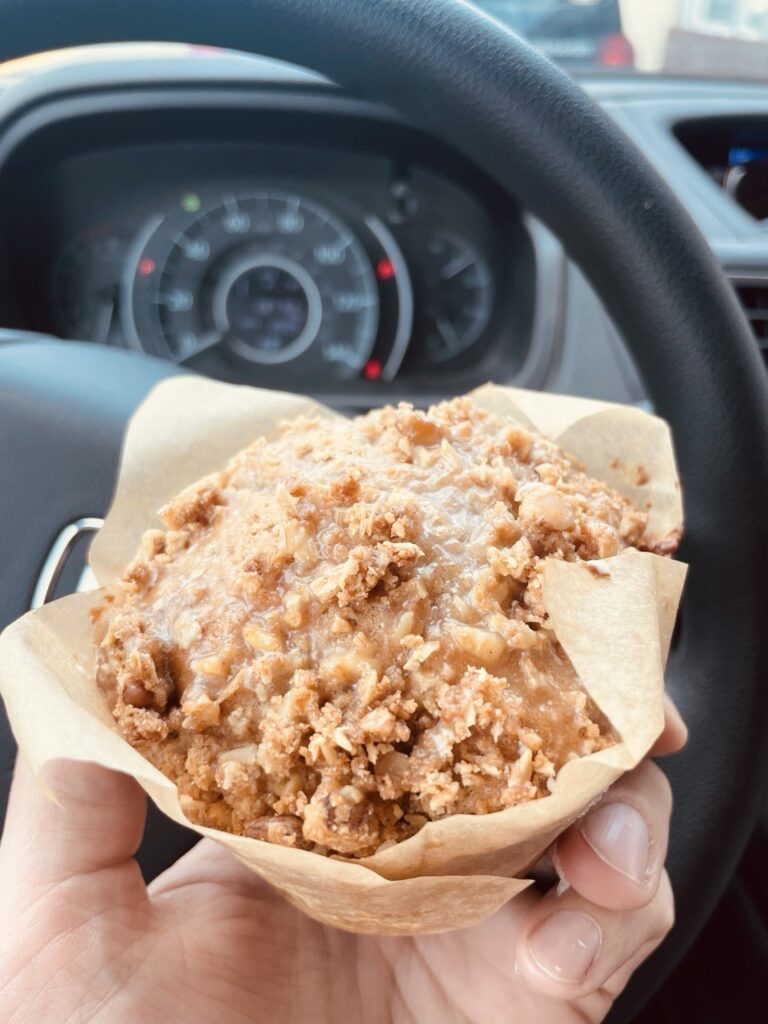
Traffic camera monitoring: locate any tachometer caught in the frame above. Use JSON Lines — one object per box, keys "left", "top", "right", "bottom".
{"left": 416, "top": 232, "right": 494, "bottom": 364}
{"left": 122, "top": 191, "right": 380, "bottom": 375}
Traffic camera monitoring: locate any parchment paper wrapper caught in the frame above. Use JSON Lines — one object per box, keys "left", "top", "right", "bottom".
{"left": 0, "top": 379, "right": 686, "bottom": 935}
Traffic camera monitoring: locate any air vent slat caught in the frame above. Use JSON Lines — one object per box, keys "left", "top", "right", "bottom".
{"left": 732, "top": 279, "right": 768, "bottom": 351}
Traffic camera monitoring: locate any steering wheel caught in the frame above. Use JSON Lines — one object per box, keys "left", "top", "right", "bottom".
{"left": 1, "top": 2, "right": 768, "bottom": 1019}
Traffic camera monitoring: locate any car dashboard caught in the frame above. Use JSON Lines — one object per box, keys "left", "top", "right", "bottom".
{"left": 0, "top": 50, "right": 546, "bottom": 407}
{"left": 2, "top": 109, "right": 534, "bottom": 401}
{"left": 0, "top": 45, "right": 767, "bottom": 407}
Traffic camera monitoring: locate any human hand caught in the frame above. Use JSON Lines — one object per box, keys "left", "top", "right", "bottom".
{"left": 0, "top": 698, "right": 686, "bottom": 1024}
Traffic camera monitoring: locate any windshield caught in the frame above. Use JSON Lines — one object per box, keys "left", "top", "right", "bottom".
{"left": 471, "top": 0, "right": 768, "bottom": 80}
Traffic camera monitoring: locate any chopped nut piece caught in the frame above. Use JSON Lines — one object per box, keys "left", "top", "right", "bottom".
{"left": 246, "top": 815, "right": 313, "bottom": 850}
{"left": 331, "top": 614, "right": 354, "bottom": 635}
{"left": 181, "top": 693, "right": 220, "bottom": 730}
{"left": 192, "top": 655, "right": 218, "bottom": 677}
{"left": 242, "top": 624, "right": 282, "bottom": 652}
{"left": 217, "top": 743, "right": 259, "bottom": 765}
{"left": 449, "top": 626, "right": 506, "bottom": 666}
{"left": 172, "top": 615, "right": 203, "bottom": 648}
{"left": 402, "top": 636, "right": 440, "bottom": 672}
{"left": 440, "top": 438, "right": 463, "bottom": 467}
{"left": 518, "top": 484, "right": 574, "bottom": 532}
{"left": 283, "top": 590, "right": 308, "bottom": 629}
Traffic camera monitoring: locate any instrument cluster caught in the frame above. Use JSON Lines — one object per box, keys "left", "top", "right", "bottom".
{"left": 6, "top": 137, "right": 533, "bottom": 396}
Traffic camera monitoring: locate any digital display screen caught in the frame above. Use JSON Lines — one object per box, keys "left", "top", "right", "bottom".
{"left": 729, "top": 145, "right": 768, "bottom": 166}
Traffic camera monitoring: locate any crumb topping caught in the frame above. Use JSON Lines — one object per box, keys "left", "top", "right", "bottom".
{"left": 94, "top": 398, "right": 650, "bottom": 857}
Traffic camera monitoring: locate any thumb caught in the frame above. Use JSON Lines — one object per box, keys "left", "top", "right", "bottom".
{"left": 0, "top": 757, "right": 147, "bottom": 887}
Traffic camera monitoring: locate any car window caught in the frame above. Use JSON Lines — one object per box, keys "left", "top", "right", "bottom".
{"left": 471, "top": 0, "right": 768, "bottom": 80}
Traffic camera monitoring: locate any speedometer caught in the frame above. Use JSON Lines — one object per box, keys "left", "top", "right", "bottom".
{"left": 122, "top": 191, "right": 380, "bottom": 375}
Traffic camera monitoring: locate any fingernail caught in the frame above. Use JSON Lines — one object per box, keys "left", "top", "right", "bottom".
{"left": 580, "top": 802, "right": 651, "bottom": 884}
{"left": 527, "top": 911, "right": 601, "bottom": 983}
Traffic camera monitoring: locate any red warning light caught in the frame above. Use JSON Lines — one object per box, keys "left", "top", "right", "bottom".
{"left": 376, "top": 259, "right": 396, "bottom": 281}
{"left": 138, "top": 257, "right": 156, "bottom": 276}
{"left": 364, "top": 359, "right": 382, "bottom": 381}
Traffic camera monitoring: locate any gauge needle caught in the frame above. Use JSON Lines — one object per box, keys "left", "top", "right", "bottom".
{"left": 92, "top": 297, "right": 115, "bottom": 345}
{"left": 174, "top": 330, "right": 223, "bottom": 363}
{"left": 435, "top": 315, "right": 460, "bottom": 353}
{"left": 441, "top": 252, "right": 476, "bottom": 280}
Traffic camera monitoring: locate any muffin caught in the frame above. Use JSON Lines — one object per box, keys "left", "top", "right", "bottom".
{"left": 94, "top": 398, "right": 654, "bottom": 858}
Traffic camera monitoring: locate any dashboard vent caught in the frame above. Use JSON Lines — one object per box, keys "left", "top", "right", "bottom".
{"left": 732, "top": 279, "right": 768, "bottom": 352}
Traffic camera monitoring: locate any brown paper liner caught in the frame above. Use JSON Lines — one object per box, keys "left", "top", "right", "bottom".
{"left": 0, "top": 379, "right": 686, "bottom": 934}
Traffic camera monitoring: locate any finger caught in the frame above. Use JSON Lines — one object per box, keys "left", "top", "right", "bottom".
{"left": 515, "top": 870, "right": 675, "bottom": 1000}
{"left": 648, "top": 693, "right": 688, "bottom": 757}
{"left": 149, "top": 836, "right": 277, "bottom": 901}
{"left": 0, "top": 757, "right": 147, "bottom": 886}
{"left": 597, "top": 936, "right": 663, "bottom": 1002}
{"left": 555, "top": 760, "right": 672, "bottom": 910}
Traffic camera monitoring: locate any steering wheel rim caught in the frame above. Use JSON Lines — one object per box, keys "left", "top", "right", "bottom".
{"left": 2, "top": 1, "right": 768, "bottom": 1016}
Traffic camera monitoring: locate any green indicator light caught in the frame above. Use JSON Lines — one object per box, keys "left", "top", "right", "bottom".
{"left": 181, "top": 192, "right": 201, "bottom": 213}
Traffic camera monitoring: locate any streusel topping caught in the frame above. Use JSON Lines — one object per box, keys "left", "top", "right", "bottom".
{"left": 95, "top": 398, "right": 649, "bottom": 857}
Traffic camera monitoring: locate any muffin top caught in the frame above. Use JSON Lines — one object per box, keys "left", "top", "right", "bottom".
{"left": 95, "top": 398, "right": 649, "bottom": 857}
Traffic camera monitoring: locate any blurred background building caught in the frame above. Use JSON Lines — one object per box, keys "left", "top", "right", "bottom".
{"left": 624, "top": 0, "right": 768, "bottom": 75}
{"left": 474, "top": 1, "right": 768, "bottom": 78}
